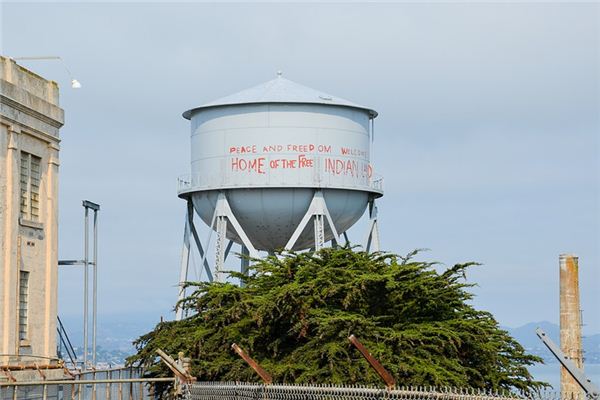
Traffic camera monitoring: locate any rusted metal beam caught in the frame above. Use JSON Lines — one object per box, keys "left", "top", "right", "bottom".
{"left": 231, "top": 343, "right": 273, "bottom": 384}
{"left": 0, "top": 364, "right": 63, "bottom": 371}
{"left": 348, "top": 334, "right": 395, "bottom": 389}
{"left": 33, "top": 363, "right": 47, "bottom": 380}
{"left": 155, "top": 349, "right": 194, "bottom": 384}
{"left": 63, "top": 368, "right": 76, "bottom": 379}
{"left": 1, "top": 368, "right": 16, "bottom": 383}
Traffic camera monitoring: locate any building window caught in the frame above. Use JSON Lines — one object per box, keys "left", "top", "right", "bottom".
{"left": 20, "top": 152, "right": 41, "bottom": 221}
{"left": 19, "top": 271, "right": 29, "bottom": 341}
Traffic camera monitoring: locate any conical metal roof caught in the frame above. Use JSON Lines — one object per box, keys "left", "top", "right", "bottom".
{"left": 183, "top": 73, "right": 377, "bottom": 119}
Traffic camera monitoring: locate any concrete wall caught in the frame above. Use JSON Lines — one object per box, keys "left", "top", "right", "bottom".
{"left": 0, "top": 55, "right": 64, "bottom": 368}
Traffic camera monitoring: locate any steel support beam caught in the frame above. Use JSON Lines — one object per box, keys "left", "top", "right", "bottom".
{"left": 231, "top": 343, "right": 273, "bottom": 384}
{"left": 536, "top": 328, "right": 599, "bottom": 399}
{"left": 343, "top": 231, "right": 350, "bottom": 247}
{"left": 215, "top": 216, "right": 228, "bottom": 282}
{"left": 198, "top": 193, "right": 259, "bottom": 282}
{"left": 240, "top": 245, "right": 250, "bottom": 284}
{"left": 176, "top": 214, "right": 191, "bottom": 321}
{"left": 176, "top": 199, "right": 214, "bottom": 320}
{"left": 285, "top": 190, "right": 340, "bottom": 251}
{"left": 187, "top": 200, "right": 213, "bottom": 282}
{"left": 348, "top": 334, "right": 395, "bottom": 389}
{"left": 364, "top": 199, "right": 380, "bottom": 252}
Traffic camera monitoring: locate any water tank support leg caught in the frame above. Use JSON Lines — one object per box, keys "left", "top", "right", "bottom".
{"left": 223, "top": 240, "right": 234, "bottom": 262}
{"left": 186, "top": 198, "right": 213, "bottom": 281}
{"left": 197, "top": 193, "right": 260, "bottom": 283}
{"left": 364, "top": 200, "right": 380, "bottom": 253}
{"left": 176, "top": 212, "right": 191, "bottom": 321}
{"left": 343, "top": 231, "right": 350, "bottom": 247}
{"left": 188, "top": 206, "right": 213, "bottom": 282}
{"left": 176, "top": 200, "right": 213, "bottom": 320}
{"left": 285, "top": 190, "right": 340, "bottom": 251}
{"left": 314, "top": 214, "right": 324, "bottom": 251}
{"left": 215, "top": 216, "right": 228, "bottom": 282}
{"left": 198, "top": 202, "right": 218, "bottom": 273}
{"left": 213, "top": 193, "right": 259, "bottom": 258}
{"left": 240, "top": 245, "right": 250, "bottom": 282}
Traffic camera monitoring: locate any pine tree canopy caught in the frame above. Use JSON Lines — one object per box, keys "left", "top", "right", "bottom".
{"left": 129, "top": 247, "right": 546, "bottom": 393}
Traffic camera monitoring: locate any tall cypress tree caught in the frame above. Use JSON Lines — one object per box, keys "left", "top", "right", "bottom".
{"left": 129, "top": 247, "right": 546, "bottom": 393}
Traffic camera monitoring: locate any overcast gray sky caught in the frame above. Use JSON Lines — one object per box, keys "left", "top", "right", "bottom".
{"left": 1, "top": 2, "right": 598, "bottom": 333}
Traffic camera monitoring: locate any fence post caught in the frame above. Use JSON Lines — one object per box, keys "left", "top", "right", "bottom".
{"left": 92, "top": 369, "right": 97, "bottom": 400}
{"left": 119, "top": 369, "right": 123, "bottom": 400}
{"left": 106, "top": 369, "right": 112, "bottom": 400}
{"left": 43, "top": 384, "right": 48, "bottom": 400}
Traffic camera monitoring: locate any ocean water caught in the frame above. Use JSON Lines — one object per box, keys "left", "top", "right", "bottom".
{"left": 528, "top": 363, "right": 600, "bottom": 390}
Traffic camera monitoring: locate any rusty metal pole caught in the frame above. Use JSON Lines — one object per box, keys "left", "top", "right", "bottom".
{"left": 348, "top": 334, "right": 396, "bottom": 389}
{"left": 560, "top": 254, "right": 584, "bottom": 397}
{"left": 231, "top": 343, "right": 273, "bottom": 384}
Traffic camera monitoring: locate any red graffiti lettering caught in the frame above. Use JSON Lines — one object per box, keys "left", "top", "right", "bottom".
{"left": 231, "top": 157, "right": 266, "bottom": 174}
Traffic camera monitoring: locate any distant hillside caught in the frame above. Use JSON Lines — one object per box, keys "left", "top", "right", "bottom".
{"left": 57, "top": 315, "right": 599, "bottom": 366}
{"left": 59, "top": 313, "right": 162, "bottom": 353}
{"left": 504, "top": 321, "right": 600, "bottom": 364}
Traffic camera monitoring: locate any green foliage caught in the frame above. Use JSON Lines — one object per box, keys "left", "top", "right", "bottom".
{"left": 129, "top": 247, "right": 546, "bottom": 393}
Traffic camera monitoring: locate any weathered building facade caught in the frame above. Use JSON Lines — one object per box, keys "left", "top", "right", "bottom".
{"left": 0, "top": 56, "right": 63, "bottom": 373}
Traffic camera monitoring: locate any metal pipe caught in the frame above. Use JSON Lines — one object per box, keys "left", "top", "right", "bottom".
{"left": 536, "top": 328, "right": 599, "bottom": 398}
{"left": 92, "top": 209, "right": 98, "bottom": 368}
{"left": 348, "top": 334, "right": 396, "bottom": 389}
{"left": 231, "top": 343, "right": 272, "bottom": 384}
{"left": 83, "top": 207, "right": 89, "bottom": 370}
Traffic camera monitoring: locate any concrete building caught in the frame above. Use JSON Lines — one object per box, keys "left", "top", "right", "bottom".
{"left": 0, "top": 56, "right": 64, "bottom": 378}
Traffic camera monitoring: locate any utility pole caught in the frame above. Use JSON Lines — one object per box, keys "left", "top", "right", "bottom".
{"left": 83, "top": 200, "right": 100, "bottom": 369}
{"left": 60, "top": 201, "right": 99, "bottom": 370}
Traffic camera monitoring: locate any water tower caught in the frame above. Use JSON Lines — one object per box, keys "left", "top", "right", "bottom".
{"left": 176, "top": 74, "right": 383, "bottom": 317}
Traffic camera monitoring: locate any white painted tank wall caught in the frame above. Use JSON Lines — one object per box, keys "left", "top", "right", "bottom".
{"left": 188, "top": 104, "right": 373, "bottom": 192}
{"left": 185, "top": 103, "right": 378, "bottom": 251}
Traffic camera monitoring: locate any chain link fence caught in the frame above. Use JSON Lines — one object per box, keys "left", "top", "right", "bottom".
{"left": 184, "top": 382, "right": 585, "bottom": 400}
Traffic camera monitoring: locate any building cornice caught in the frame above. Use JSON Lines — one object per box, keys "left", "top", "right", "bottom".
{"left": 0, "top": 116, "right": 61, "bottom": 145}
{"left": 0, "top": 94, "right": 63, "bottom": 130}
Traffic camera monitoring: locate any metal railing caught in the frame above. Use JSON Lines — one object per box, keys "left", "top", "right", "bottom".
{"left": 185, "top": 382, "right": 586, "bottom": 400}
{"left": 57, "top": 317, "right": 78, "bottom": 370}
{"left": 177, "top": 172, "right": 384, "bottom": 195}
{"left": 0, "top": 367, "right": 172, "bottom": 400}
{"left": 176, "top": 156, "right": 384, "bottom": 195}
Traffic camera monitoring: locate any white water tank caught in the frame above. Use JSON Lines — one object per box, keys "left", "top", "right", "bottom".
{"left": 179, "top": 75, "right": 382, "bottom": 251}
